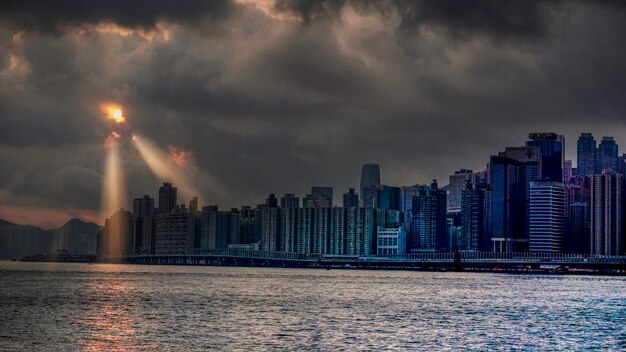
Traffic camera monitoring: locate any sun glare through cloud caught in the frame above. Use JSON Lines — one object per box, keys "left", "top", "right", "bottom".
{"left": 100, "top": 103, "right": 126, "bottom": 124}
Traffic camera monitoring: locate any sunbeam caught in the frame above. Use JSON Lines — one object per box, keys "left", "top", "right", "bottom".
{"left": 132, "top": 134, "right": 199, "bottom": 202}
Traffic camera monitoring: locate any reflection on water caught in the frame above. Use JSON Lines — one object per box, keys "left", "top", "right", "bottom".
{"left": 0, "top": 262, "right": 624, "bottom": 351}
{"left": 74, "top": 277, "right": 158, "bottom": 351}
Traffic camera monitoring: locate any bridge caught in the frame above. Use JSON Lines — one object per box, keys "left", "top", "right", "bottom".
{"left": 117, "top": 250, "right": 626, "bottom": 274}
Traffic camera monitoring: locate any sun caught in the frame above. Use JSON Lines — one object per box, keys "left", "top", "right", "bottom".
{"left": 112, "top": 109, "right": 123, "bottom": 122}
{"left": 100, "top": 103, "right": 126, "bottom": 124}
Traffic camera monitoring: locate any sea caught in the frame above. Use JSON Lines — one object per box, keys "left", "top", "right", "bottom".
{"left": 0, "top": 261, "right": 624, "bottom": 351}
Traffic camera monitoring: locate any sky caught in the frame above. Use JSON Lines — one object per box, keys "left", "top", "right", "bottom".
{"left": 0, "top": 0, "right": 625, "bottom": 228}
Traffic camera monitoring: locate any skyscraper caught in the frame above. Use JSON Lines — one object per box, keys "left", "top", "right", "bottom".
{"left": 502, "top": 146, "right": 541, "bottom": 246}
{"left": 565, "top": 177, "right": 589, "bottom": 217}
{"left": 490, "top": 155, "right": 525, "bottom": 252}
{"left": 619, "top": 154, "right": 626, "bottom": 179}
{"left": 311, "top": 187, "right": 333, "bottom": 207}
{"left": 280, "top": 193, "right": 300, "bottom": 208}
{"left": 261, "top": 207, "right": 281, "bottom": 251}
{"left": 460, "top": 181, "right": 492, "bottom": 251}
{"left": 296, "top": 207, "right": 314, "bottom": 253}
{"left": 589, "top": 172, "right": 623, "bottom": 255}
{"left": 577, "top": 133, "right": 597, "bottom": 176}
{"left": 189, "top": 197, "right": 199, "bottom": 214}
{"left": 376, "top": 208, "right": 402, "bottom": 228}
{"left": 448, "top": 169, "right": 475, "bottom": 213}
{"left": 265, "top": 193, "right": 278, "bottom": 208}
{"left": 361, "top": 185, "right": 378, "bottom": 208}
{"left": 155, "top": 206, "right": 195, "bottom": 255}
{"left": 400, "top": 185, "right": 420, "bottom": 216}
{"left": 410, "top": 181, "right": 448, "bottom": 252}
{"left": 281, "top": 207, "right": 298, "bottom": 252}
{"left": 526, "top": 132, "right": 563, "bottom": 182}
{"left": 342, "top": 188, "right": 359, "bottom": 207}
{"left": 360, "top": 164, "right": 381, "bottom": 206}
{"left": 562, "top": 159, "right": 573, "bottom": 185}
{"left": 376, "top": 185, "right": 401, "bottom": 211}
{"left": 239, "top": 206, "right": 260, "bottom": 245}
{"left": 99, "top": 209, "right": 133, "bottom": 256}
{"left": 132, "top": 195, "right": 155, "bottom": 255}
{"left": 313, "top": 207, "right": 330, "bottom": 253}
{"left": 158, "top": 182, "right": 177, "bottom": 214}
{"left": 598, "top": 136, "right": 619, "bottom": 173}
{"left": 200, "top": 205, "right": 218, "bottom": 249}
{"left": 529, "top": 182, "right": 566, "bottom": 252}
{"left": 133, "top": 195, "right": 155, "bottom": 218}
{"left": 567, "top": 202, "right": 589, "bottom": 254}
{"left": 222, "top": 209, "right": 241, "bottom": 248}
{"left": 329, "top": 207, "right": 346, "bottom": 255}
{"left": 345, "top": 207, "right": 375, "bottom": 256}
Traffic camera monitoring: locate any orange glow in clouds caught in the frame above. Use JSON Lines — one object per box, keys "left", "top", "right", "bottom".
{"left": 168, "top": 146, "right": 191, "bottom": 166}
{"left": 132, "top": 134, "right": 199, "bottom": 201}
{"left": 104, "top": 132, "right": 121, "bottom": 148}
{"left": 100, "top": 103, "right": 125, "bottom": 124}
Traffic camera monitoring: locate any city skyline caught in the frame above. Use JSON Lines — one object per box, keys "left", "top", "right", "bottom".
{"left": 3, "top": 130, "right": 626, "bottom": 229}
{"left": 86, "top": 129, "right": 624, "bottom": 260}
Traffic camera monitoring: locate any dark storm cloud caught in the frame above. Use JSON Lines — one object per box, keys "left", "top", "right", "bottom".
{"left": 0, "top": 0, "right": 625, "bottom": 223}
{"left": 0, "top": 0, "right": 233, "bottom": 33}
{"left": 274, "top": 0, "right": 560, "bottom": 40}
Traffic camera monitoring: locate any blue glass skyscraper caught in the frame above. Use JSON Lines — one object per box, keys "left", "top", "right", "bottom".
{"left": 598, "top": 136, "right": 619, "bottom": 173}
{"left": 490, "top": 156, "right": 525, "bottom": 252}
{"left": 342, "top": 188, "right": 359, "bottom": 208}
{"left": 526, "top": 133, "right": 563, "bottom": 182}
{"left": 376, "top": 185, "right": 401, "bottom": 211}
{"left": 577, "top": 133, "right": 597, "bottom": 176}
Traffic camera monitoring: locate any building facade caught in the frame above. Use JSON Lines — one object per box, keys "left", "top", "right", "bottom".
{"left": 157, "top": 182, "right": 177, "bottom": 215}
{"left": 529, "top": 182, "right": 566, "bottom": 252}
{"left": 376, "top": 227, "right": 406, "bottom": 256}
{"left": 155, "top": 209, "right": 195, "bottom": 255}
{"left": 460, "top": 182, "right": 492, "bottom": 251}
{"left": 589, "top": 172, "right": 623, "bottom": 255}
{"left": 410, "top": 181, "right": 448, "bottom": 252}
{"left": 577, "top": 133, "right": 597, "bottom": 176}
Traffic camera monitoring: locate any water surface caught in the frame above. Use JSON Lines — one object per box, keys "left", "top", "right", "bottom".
{"left": 0, "top": 261, "right": 624, "bottom": 351}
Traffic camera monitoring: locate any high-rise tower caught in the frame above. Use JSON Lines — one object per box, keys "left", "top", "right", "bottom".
{"left": 589, "top": 172, "right": 623, "bottom": 255}
{"left": 529, "top": 182, "right": 566, "bottom": 252}
{"left": 460, "top": 181, "right": 492, "bottom": 251}
{"left": 360, "top": 164, "right": 381, "bottom": 206}
{"left": 490, "top": 156, "right": 525, "bottom": 252}
{"left": 526, "top": 132, "right": 563, "bottom": 182}
{"left": 577, "top": 133, "right": 597, "bottom": 176}
{"left": 410, "top": 181, "right": 448, "bottom": 252}
{"left": 158, "top": 182, "right": 177, "bottom": 215}
{"left": 598, "top": 136, "right": 619, "bottom": 173}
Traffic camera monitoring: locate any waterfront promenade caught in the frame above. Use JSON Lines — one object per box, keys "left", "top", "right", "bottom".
{"left": 117, "top": 250, "right": 626, "bottom": 273}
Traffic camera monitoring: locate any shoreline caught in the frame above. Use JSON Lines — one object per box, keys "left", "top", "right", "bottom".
{"left": 6, "top": 258, "right": 624, "bottom": 276}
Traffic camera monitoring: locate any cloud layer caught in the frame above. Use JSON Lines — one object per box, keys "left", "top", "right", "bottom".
{"left": 0, "top": 0, "right": 625, "bottom": 226}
